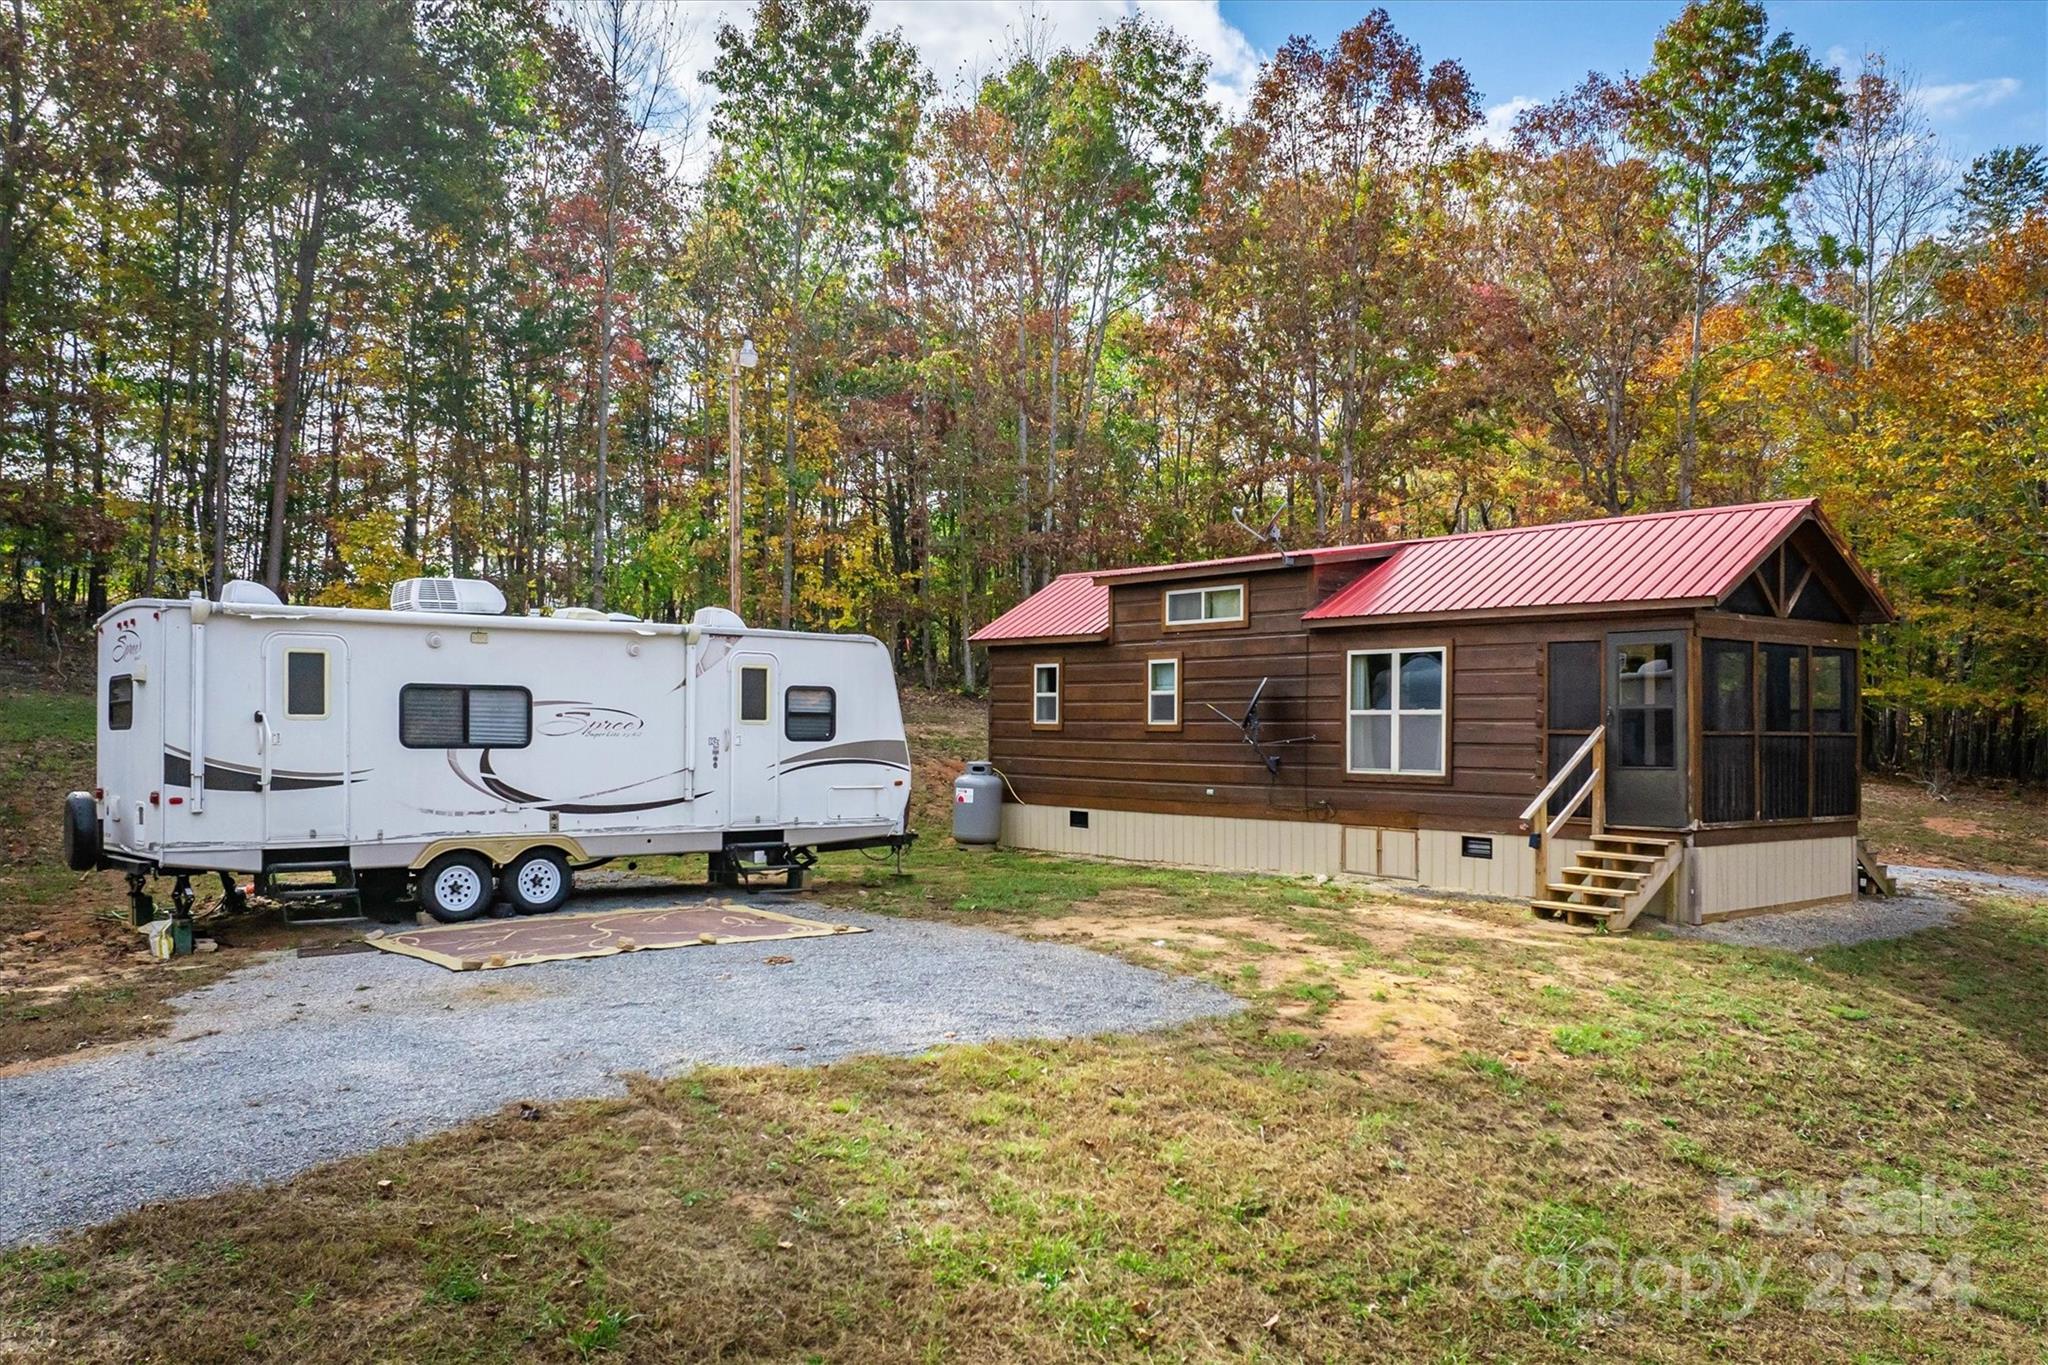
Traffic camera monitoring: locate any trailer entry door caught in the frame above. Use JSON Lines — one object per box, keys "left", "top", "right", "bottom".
{"left": 262, "top": 633, "right": 350, "bottom": 843}
{"left": 729, "top": 653, "right": 779, "bottom": 826}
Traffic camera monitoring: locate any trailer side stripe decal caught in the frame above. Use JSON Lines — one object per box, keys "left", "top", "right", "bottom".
{"left": 163, "top": 751, "right": 357, "bottom": 791}
{"left": 777, "top": 739, "right": 912, "bottom": 771}
{"left": 778, "top": 758, "right": 913, "bottom": 777}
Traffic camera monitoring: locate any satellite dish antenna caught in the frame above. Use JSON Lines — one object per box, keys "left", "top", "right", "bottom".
{"left": 1203, "top": 676, "right": 1315, "bottom": 775}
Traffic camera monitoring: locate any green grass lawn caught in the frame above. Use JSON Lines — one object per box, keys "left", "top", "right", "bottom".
{"left": 3, "top": 682, "right": 2046, "bottom": 1361}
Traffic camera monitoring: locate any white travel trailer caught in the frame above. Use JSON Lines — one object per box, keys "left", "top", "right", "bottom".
{"left": 65, "top": 580, "right": 913, "bottom": 923}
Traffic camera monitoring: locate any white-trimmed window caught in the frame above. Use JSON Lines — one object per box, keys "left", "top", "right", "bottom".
{"left": 285, "top": 649, "right": 329, "bottom": 718}
{"left": 1146, "top": 657, "right": 1180, "bottom": 728}
{"left": 1164, "top": 583, "right": 1245, "bottom": 626}
{"left": 1032, "top": 662, "right": 1061, "bottom": 727}
{"left": 1347, "top": 648, "right": 1446, "bottom": 776}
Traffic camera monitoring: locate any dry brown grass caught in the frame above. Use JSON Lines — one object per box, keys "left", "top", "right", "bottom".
{"left": 8, "top": 876, "right": 2048, "bottom": 1363}
{"left": 1862, "top": 775, "right": 2048, "bottom": 878}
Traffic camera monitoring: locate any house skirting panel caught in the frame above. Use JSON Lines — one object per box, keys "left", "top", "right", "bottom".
{"left": 1693, "top": 834, "right": 1858, "bottom": 920}
{"left": 996, "top": 803, "right": 1588, "bottom": 902}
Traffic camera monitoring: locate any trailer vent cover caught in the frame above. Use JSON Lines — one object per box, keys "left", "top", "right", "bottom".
{"left": 390, "top": 577, "right": 507, "bottom": 616}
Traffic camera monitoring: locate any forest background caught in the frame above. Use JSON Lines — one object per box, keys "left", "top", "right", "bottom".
{"left": 2, "top": 0, "right": 2043, "bottom": 777}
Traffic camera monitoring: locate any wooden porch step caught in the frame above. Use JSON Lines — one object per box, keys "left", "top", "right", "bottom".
{"left": 1575, "top": 850, "right": 1665, "bottom": 865}
{"left": 1559, "top": 866, "right": 1649, "bottom": 882}
{"left": 1591, "top": 835, "right": 1677, "bottom": 851}
{"left": 1856, "top": 838, "right": 1896, "bottom": 897}
{"left": 1532, "top": 899, "right": 1619, "bottom": 919}
{"left": 1546, "top": 882, "right": 1629, "bottom": 900}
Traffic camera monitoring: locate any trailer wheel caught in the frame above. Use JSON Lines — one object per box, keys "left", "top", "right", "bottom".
{"left": 500, "top": 849, "right": 572, "bottom": 915}
{"left": 419, "top": 851, "right": 493, "bottom": 922}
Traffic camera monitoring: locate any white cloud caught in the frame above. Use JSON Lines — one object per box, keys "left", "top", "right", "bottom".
{"left": 624, "top": 0, "right": 1267, "bottom": 173}
{"left": 1915, "top": 76, "right": 2022, "bottom": 119}
{"left": 1474, "top": 95, "right": 1538, "bottom": 148}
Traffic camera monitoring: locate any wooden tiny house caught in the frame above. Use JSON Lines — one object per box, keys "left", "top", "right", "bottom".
{"left": 971, "top": 499, "right": 1895, "bottom": 926}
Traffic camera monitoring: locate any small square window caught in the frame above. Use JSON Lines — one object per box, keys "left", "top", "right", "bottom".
{"left": 786, "top": 686, "right": 835, "bottom": 741}
{"left": 740, "top": 666, "right": 770, "bottom": 723}
{"left": 1146, "top": 658, "right": 1179, "bottom": 728}
{"left": 285, "top": 650, "right": 327, "bottom": 718}
{"left": 108, "top": 675, "right": 134, "bottom": 731}
{"left": 1033, "top": 663, "right": 1061, "bottom": 727}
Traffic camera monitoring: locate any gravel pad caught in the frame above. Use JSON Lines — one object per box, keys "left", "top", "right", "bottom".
{"left": 1662, "top": 894, "right": 1962, "bottom": 950}
{"left": 1, "top": 897, "right": 1237, "bottom": 1247}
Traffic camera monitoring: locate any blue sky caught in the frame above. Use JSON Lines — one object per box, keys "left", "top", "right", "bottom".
{"left": 1215, "top": 0, "right": 2047, "bottom": 163}
{"left": 668, "top": 3, "right": 2045, "bottom": 174}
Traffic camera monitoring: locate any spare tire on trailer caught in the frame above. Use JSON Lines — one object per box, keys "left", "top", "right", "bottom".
{"left": 62, "top": 792, "right": 101, "bottom": 871}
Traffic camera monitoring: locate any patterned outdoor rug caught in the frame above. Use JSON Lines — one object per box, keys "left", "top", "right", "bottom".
{"left": 368, "top": 901, "right": 864, "bottom": 972}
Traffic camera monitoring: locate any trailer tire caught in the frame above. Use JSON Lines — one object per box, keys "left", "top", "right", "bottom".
{"left": 501, "top": 849, "right": 572, "bottom": 915}
{"left": 63, "top": 793, "right": 101, "bottom": 871}
{"left": 419, "top": 851, "right": 493, "bottom": 922}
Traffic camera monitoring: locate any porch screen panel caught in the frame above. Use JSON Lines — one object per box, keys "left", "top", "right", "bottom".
{"left": 1702, "top": 639, "right": 1755, "bottom": 823}
{"left": 1760, "top": 645, "right": 1810, "bottom": 820}
{"left": 1545, "top": 641, "right": 1600, "bottom": 820}
{"left": 1811, "top": 648, "right": 1858, "bottom": 817}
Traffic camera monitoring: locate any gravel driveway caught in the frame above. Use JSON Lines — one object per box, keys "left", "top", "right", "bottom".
{"left": 1, "top": 893, "right": 1237, "bottom": 1247}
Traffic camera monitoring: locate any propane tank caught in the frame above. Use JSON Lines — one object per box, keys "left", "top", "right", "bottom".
{"left": 952, "top": 762, "right": 1004, "bottom": 846}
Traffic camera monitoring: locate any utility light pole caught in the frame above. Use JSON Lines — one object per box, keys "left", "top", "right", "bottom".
{"left": 727, "top": 337, "right": 757, "bottom": 614}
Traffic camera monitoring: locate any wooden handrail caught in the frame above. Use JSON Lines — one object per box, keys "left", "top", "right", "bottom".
{"left": 1519, "top": 726, "right": 1604, "bottom": 826}
{"left": 1522, "top": 724, "right": 1605, "bottom": 902}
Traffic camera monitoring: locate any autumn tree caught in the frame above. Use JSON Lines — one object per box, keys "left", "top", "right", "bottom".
{"left": 1955, "top": 145, "right": 2048, "bottom": 241}
{"left": 1796, "top": 55, "right": 1945, "bottom": 364}
{"left": 1471, "top": 74, "right": 1686, "bottom": 513}
{"left": 705, "top": 0, "right": 927, "bottom": 627}
{"left": 1633, "top": 0, "right": 1844, "bottom": 506}
{"left": 1194, "top": 10, "right": 1478, "bottom": 537}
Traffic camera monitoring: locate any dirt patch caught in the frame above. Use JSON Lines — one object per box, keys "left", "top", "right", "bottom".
{"left": 1025, "top": 893, "right": 1516, "bottom": 1064}
{"left": 1924, "top": 816, "right": 1992, "bottom": 840}
{"left": 1308, "top": 990, "right": 1465, "bottom": 1065}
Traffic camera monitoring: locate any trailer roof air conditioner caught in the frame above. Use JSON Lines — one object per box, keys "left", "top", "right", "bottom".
{"left": 691, "top": 606, "right": 745, "bottom": 631}
{"left": 220, "top": 579, "right": 283, "bottom": 606}
{"left": 389, "top": 577, "right": 507, "bottom": 615}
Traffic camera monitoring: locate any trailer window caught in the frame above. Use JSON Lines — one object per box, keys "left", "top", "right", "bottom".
{"left": 785, "top": 686, "right": 835, "bottom": 741}
{"left": 400, "top": 684, "right": 531, "bottom": 749}
{"left": 107, "top": 675, "right": 134, "bottom": 731}
{"left": 739, "top": 666, "right": 770, "bottom": 723}
{"left": 285, "top": 650, "right": 328, "bottom": 718}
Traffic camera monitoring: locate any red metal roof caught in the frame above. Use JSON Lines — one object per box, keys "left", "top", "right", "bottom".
{"left": 972, "top": 498, "right": 1875, "bottom": 644}
{"left": 968, "top": 546, "right": 1363, "bottom": 642}
{"left": 970, "top": 571, "right": 1112, "bottom": 643}
{"left": 1305, "top": 499, "right": 1818, "bottom": 622}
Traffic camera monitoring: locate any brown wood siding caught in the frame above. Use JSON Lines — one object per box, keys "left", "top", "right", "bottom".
{"left": 989, "top": 569, "right": 1321, "bottom": 817}
{"left": 994, "top": 587, "right": 1703, "bottom": 835}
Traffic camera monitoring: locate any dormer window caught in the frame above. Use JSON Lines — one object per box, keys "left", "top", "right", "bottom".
{"left": 1163, "top": 583, "right": 1245, "bottom": 628}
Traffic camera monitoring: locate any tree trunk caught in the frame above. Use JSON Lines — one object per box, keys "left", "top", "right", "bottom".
{"left": 262, "top": 176, "right": 328, "bottom": 592}
{"left": 781, "top": 347, "right": 797, "bottom": 628}
{"left": 207, "top": 165, "right": 248, "bottom": 594}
